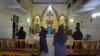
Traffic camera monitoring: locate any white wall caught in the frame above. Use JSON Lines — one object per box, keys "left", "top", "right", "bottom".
{"left": 0, "top": 2, "right": 31, "bottom": 39}
{"left": 68, "top": 5, "right": 100, "bottom": 40}
{"left": 33, "top": 4, "right": 67, "bottom": 17}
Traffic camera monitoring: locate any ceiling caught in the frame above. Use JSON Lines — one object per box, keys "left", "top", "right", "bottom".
{"left": 32, "top": 0, "right": 68, "bottom": 4}
{"left": 0, "top": 0, "right": 29, "bottom": 15}
{"left": 72, "top": 0, "right": 100, "bottom": 16}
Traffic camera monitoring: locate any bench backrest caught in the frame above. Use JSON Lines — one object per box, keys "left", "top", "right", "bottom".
{"left": 0, "top": 39, "right": 40, "bottom": 56}
{"left": 66, "top": 40, "right": 100, "bottom": 55}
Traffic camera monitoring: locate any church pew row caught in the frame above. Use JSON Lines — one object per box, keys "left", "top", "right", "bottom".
{"left": 0, "top": 52, "right": 31, "bottom": 56}
{"left": 0, "top": 39, "right": 100, "bottom": 56}
{"left": 66, "top": 40, "right": 100, "bottom": 56}
{"left": 0, "top": 39, "right": 40, "bottom": 56}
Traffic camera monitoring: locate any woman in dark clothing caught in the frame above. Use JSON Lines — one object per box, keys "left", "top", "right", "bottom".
{"left": 16, "top": 26, "right": 26, "bottom": 48}
{"left": 53, "top": 26, "right": 67, "bottom": 56}
{"left": 16, "top": 26, "right": 26, "bottom": 39}
{"left": 72, "top": 27, "right": 83, "bottom": 40}
{"left": 39, "top": 26, "right": 48, "bottom": 53}
{"left": 71, "top": 23, "right": 83, "bottom": 56}
{"left": 72, "top": 24, "right": 83, "bottom": 52}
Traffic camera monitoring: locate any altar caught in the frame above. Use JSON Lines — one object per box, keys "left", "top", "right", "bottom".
{"left": 32, "top": 5, "right": 67, "bottom": 34}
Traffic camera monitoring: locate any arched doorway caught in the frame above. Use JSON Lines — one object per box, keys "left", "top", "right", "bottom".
{"left": 33, "top": 15, "right": 40, "bottom": 33}
{"left": 59, "top": 15, "right": 67, "bottom": 29}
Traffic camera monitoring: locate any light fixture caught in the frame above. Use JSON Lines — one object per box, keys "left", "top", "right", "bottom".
{"left": 70, "top": 18, "right": 74, "bottom": 23}
{"left": 48, "top": 5, "right": 52, "bottom": 11}
{"left": 92, "top": 13, "right": 100, "bottom": 18}
{"left": 61, "top": 16, "right": 64, "bottom": 19}
{"left": 27, "top": 18, "right": 31, "bottom": 23}
{"left": 35, "top": 16, "right": 39, "bottom": 19}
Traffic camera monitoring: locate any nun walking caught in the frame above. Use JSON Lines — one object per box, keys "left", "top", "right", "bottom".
{"left": 53, "top": 26, "right": 67, "bottom": 56}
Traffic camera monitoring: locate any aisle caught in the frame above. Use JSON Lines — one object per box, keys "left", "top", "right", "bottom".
{"left": 33, "top": 34, "right": 54, "bottom": 56}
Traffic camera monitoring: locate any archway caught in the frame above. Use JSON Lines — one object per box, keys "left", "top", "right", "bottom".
{"left": 59, "top": 14, "right": 68, "bottom": 29}
{"left": 41, "top": 5, "right": 59, "bottom": 33}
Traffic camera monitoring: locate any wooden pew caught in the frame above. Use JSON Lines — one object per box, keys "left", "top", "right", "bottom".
{"left": 0, "top": 52, "right": 31, "bottom": 56}
{"left": 0, "top": 39, "right": 40, "bottom": 56}
{"left": 66, "top": 40, "right": 100, "bottom": 56}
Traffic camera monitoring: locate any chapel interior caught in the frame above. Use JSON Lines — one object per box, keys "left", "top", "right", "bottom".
{"left": 0, "top": 0, "right": 100, "bottom": 56}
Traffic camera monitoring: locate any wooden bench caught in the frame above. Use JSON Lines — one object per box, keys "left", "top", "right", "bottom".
{"left": 66, "top": 40, "right": 100, "bottom": 56}
{"left": 0, "top": 39, "right": 40, "bottom": 56}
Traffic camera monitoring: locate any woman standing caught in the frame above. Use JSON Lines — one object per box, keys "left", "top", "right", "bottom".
{"left": 39, "top": 26, "right": 48, "bottom": 53}
{"left": 53, "top": 26, "right": 67, "bottom": 56}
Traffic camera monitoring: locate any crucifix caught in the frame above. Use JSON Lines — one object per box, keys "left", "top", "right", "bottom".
{"left": 46, "top": 11, "right": 53, "bottom": 28}
{"left": 46, "top": 11, "right": 53, "bottom": 21}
